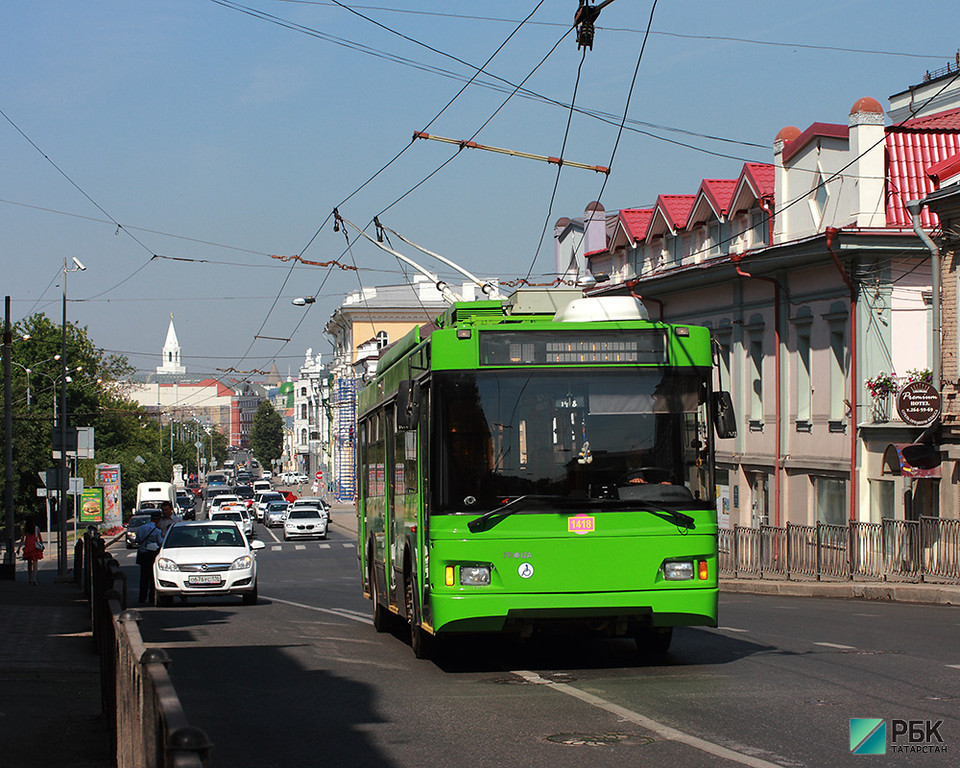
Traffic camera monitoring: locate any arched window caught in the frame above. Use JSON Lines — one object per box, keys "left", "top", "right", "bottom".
{"left": 301, "top": 387, "right": 307, "bottom": 396}
{"left": 376, "top": 330, "right": 389, "bottom": 350}
{"left": 168, "top": 351, "right": 173, "bottom": 362}
{"left": 301, "top": 404, "right": 307, "bottom": 419}
{"left": 300, "top": 428, "right": 307, "bottom": 444}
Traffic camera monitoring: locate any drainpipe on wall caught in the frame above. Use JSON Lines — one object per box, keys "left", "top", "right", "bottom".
{"left": 905, "top": 199, "right": 941, "bottom": 386}
{"left": 824, "top": 227, "right": 858, "bottom": 522}
{"left": 731, "top": 252, "right": 782, "bottom": 527}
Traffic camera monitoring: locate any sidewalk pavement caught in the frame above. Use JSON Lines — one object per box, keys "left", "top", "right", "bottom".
{"left": 1, "top": 505, "right": 955, "bottom": 768}
{"left": 0, "top": 554, "right": 111, "bottom": 768}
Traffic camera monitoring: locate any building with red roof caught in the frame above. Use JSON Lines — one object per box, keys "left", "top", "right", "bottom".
{"left": 557, "top": 73, "right": 960, "bottom": 527}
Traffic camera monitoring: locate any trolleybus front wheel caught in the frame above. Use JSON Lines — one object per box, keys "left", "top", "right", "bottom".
{"left": 635, "top": 626, "right": 673, "bottom": 656}
{"left": 404, "top": 570, "right": 434, "bottom": 660}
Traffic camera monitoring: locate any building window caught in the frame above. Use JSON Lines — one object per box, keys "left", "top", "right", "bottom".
{"left": 300, "top": 428, "right": 307, "bottom": 444}
{"left": 301, "top": 404, "right": 307, "bottom": 420}
{"left": 751, "top": 209, "right": 768, "bottom": 246}
{"left": 301, "top": 387, "right": 307, "bottom": 396}
{"left": 796, "top": 328, "right": 812, "bottom": 423}
{"left": 869, "top": 479, "right": 895, "bottom": 524}
{"left": 709, "top": 221, "right": 721, "bottom": 255}
{"left": 749, "top": 335, "right": 763, "bottom": 427}
{"left": 376, "top": 331, "right": 389, "bottom": 350}
{"left": 829, "top": 326, "right": 845, "bottom": 422}
{"left": 814, "top": 477, "right": 846, "bottom": 525}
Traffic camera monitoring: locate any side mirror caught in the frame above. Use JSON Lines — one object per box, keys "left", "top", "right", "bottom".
{"left": 712, "top": 391, "right": 737, "bottom": 439}
{"left": 396, "top": 380, "right": 422, "bottom": 430}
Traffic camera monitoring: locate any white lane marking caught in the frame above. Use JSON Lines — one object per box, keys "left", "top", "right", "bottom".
{"left": 266, "top": 595, "right": 372, "bottom": 625}
{"left": 342, "top": 543, "right": 352, "bottom": 548}
{"left": 718, "top": 627, "right": 749, "bottom": 633}
{"left": 946, "top": 664, "right": 960, "bottom": 670}
{"left": 514, "top": 670, "right": 784, "bottom": 768}
{"left": 295, "top": 545, "right": 306, "bottom": 551}
{"left": 814, "top": 642, "right": 856, "bottom": 650}
{"left": 271, "top": 545, "right": 282, "bottom": 552}
{"left": 262, "top": 527, "right": 281, "bottom": 543}
{"left": 319, "top": 543, "right": 330, "bottom": 549}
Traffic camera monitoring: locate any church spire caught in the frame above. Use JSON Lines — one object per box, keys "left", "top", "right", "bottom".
{"left": 157, "top": 314, "right": 186, "bottom": 375}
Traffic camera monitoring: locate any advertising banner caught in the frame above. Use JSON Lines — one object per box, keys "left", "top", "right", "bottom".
{"left": 96, "top": 464, "right": 123, "bottom": 528}
{"left": 80, "top": 487, "right": 104, "bottom": 524}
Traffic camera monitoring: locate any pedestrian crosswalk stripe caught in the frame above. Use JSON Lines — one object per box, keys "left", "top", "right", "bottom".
{"left": 295, "top": 545, "right": 306, "bottom": 550}
{"left": 319, "top": 543, "right": 330, "bottom": 549}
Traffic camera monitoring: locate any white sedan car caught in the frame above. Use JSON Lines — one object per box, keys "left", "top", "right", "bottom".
{"left": 210, "top": 508, "right": 253, "bottom": 538}
{"left": 153, "top": 521, "right": 265, "bottom": 605}
{"left": 284, "top": 507, "right": 328, "bottom": 540}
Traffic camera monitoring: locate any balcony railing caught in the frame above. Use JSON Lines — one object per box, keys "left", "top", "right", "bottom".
{"left": 719, "top": 517, "right": 960, "bottom": 583}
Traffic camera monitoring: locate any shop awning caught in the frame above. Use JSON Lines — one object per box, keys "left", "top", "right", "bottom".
{"left": 883, "top": 443, "right": 941, "bottom": 478}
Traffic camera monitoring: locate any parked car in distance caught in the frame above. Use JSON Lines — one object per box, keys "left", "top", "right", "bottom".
{"left": 124, "top": 513, "right": 153, "bottom": 548}
{"left": 264, "top": 500, "right": 289, "bottom": 527}
{"left": 175, "top": 492, "right": 195, "bottom": 520}
{"left": 261, "top": 470, "right": 272, "bottom": 480}
{"left": 209, "top": 509, "right": 252, "bottom": 538}
{"left": 290, "top": 497, "right": 330, "bottom": 513}
{"left": 284, "top": 507, "right": 328, "bottom": 540}
{"left": 255, "top": 491, "right": 285, "bottom": 519}
{"left": 208, "top": 493, "right": 240, "bottom": 518}
{"left": 153, "top": 520, "right": 265, "bottom": 606}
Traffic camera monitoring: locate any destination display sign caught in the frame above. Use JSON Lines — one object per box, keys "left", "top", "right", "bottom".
{"left": 480, "top": 330, "right": 666, "bottom": 366}
{"left": 896, "top": 381, "right": 941, "bottom": 427}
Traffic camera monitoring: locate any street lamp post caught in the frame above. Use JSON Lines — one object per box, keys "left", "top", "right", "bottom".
{"left": 58, "top": 257, "right": 86, "bottom": 578}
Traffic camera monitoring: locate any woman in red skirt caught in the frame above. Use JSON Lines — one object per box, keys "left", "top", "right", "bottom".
{"left": 18, "top": 516, "right": 44, "bottom": 585}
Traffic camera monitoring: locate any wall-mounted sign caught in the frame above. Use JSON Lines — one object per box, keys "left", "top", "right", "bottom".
{"left": 896, "top": 382, "right": 941, "bottom": 427}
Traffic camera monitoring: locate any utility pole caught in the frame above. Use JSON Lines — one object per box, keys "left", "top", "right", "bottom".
{"left": 3, "top": 297, "right": 15, "bottom": 579}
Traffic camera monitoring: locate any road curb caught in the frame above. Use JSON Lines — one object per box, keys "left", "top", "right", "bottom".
{"left": 721, "top": 578, "right": 960, "bottom": 606}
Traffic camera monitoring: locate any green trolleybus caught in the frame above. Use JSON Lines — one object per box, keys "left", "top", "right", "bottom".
{"left": 357, "top": 289, "right": 734, "bottom": 658}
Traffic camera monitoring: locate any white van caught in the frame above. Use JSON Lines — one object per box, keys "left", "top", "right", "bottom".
{"left": 136, "top": 481, "right": 176, "bottom": 510}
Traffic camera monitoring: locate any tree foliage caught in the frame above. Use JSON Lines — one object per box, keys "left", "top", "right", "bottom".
{"left": 249, "top": 400, "right": 283, "bottom": 467}
{"left": 0, "top": 313, "right": 230, "bottom": 527}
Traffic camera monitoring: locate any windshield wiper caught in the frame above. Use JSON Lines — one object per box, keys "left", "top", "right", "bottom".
{"left": 467, "top": 495, "right": 697, "bottom": 532}
{"left": 467, "top": 495, "right": 563, "bottom": 533}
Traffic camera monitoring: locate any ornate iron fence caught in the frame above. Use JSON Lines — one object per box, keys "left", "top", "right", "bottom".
{"left": 719, "top": 517, "right": 960, "bottom": 583}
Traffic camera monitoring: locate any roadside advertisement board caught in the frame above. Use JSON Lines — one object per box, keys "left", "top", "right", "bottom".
{"left": 96, "top": 464, "right": 123, "bottom": 527}
{"left": 80, "top": 487, "right": 104, "bottom": 524}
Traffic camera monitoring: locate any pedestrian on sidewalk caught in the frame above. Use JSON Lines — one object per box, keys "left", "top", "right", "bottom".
{"left": 136, "top": 510, "right": 163, "bottom": 603}
{"left": 16, "top": 516, "right": 44, "bottom": 585}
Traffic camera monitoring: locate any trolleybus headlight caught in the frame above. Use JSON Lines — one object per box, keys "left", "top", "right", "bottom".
{"left": 662, "top": 561, "right": 694, "bottom": 580}
{"left": 459, "top": 565, "right": 491, "bottom": 586}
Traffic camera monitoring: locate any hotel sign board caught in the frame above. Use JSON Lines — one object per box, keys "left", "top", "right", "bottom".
{"left": 896, "top": 382, "right": 941, "bottom": 427}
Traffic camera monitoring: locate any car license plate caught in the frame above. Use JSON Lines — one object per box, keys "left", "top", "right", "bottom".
{"left": 188, "top": 574, "right": 222, "bottom": 585}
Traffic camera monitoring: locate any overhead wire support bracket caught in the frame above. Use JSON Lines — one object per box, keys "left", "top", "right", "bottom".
{"left": 412, "top": 132, "right": 610, "bottom": 175}
{"left": 574, "top": 0, "right": 617, "bottom": 51}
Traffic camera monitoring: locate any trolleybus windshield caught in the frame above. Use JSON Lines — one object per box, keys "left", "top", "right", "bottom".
{"left": 434, "top": 368, "right": 711, "bottom": 514}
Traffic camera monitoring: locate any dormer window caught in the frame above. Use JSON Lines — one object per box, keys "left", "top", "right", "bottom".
{"left": 809, "top": 168, "right": 830, "bottom": 226}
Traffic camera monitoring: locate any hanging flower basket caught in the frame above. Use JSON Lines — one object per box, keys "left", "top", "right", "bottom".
{"left": 865, "top": 372, "right": 897, "bottom": 399}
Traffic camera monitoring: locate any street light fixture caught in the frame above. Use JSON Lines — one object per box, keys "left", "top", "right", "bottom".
{"left": 58, "top": 257, "right": 86, "bottom": 578}
{"left": 11, "top": 356, "right": 61, "bottom": 411}
{"left": 292, "top": 296, "right": 316, "bottom": 306}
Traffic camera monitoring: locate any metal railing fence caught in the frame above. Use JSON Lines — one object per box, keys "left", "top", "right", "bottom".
{"left": 719, "top": 516, "right": 960, "bottom": 583}
{"left": 83, "top": 530, "right": 212, "bottom": 767}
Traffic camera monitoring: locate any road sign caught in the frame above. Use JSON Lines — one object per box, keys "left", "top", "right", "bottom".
{"left": 315, "top": 470, "right": 323, "bottom": 481}
{"left": 195, "top": 441, "right": 203, "bottom": 449}
{"left": 896, "top": 382, "right": 941, "bottom": 427}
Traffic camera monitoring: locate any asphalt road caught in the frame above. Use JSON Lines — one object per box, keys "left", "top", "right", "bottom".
{"left": 110, "top": 522, "right": 960, "bottom": 768}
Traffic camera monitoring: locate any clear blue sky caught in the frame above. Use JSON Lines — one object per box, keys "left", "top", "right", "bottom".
{"left": 2, "top": 1, "right": 956, "bottom": 380}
